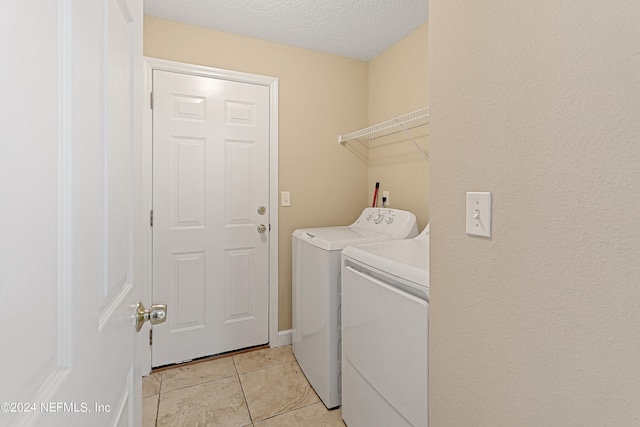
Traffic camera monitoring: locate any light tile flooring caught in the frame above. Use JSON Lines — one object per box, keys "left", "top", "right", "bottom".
{"left": 142, "top": 345, "right": 346, "bottom": 427}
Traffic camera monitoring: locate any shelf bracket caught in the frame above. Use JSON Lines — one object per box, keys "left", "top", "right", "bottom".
{"left": 338, "top": 107, "right": 429, "bottom": 160}
{"left": 394, "top": 117, "right": 429, "bottom": 160}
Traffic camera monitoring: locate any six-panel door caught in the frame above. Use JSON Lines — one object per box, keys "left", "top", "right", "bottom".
{"left": 152, "top": 70, "right": 270, "bottom": 366}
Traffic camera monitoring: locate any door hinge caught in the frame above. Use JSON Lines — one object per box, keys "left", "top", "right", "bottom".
{"left": 150, "top": 210, "right": 153, "bottom": 227}
{"left": 149, "top": 329, "right": 153, "bottom": 346}
{"left": 150, "top": 91, "right": 154, "bottom": 109}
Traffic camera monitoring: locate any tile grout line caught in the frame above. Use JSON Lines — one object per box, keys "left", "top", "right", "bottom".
{"left": 156, "top": 372, "right": 239, "bottom": 394}
{"left": 236, "top": 359, "right": 294, "bottom": 376}
{"left": 154, "top": 372, "right": 162, "bottom": 427}
{"left": 237, "top": 357, "right": 320, "bottom": 423}
{"left": 233, "top": 355, "right": 255, "bottom": 425}
{"left": 234, "top": 347, "right": 297, "bottom": 376}
{"left": 145, "top": 346, "right": 308, "bottom": 426}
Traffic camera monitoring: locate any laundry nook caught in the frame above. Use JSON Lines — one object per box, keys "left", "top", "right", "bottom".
{"left": 7, "top": 1, "right": 640, "bottom": 427}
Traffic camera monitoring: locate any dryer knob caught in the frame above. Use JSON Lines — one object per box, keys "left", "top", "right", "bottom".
{"left": 386, "top": 216, "right": 394, "bottom": 224}
{"left": 374, "top": 214, "right": 384, "bottom": 224}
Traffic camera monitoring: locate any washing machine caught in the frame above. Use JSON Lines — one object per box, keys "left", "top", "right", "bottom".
{"left": 292, "top": 208, "right": 418, "bottom": 409}
{"left": 341, "top": 225, "right": 430, "bottom": 427}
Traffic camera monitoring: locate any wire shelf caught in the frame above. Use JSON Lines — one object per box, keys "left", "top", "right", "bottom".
{"left": 338, "top": 107, "right": 429, "bottom": 144}
{"left": 338, "top": 107, "right": 429, "bottom": 159}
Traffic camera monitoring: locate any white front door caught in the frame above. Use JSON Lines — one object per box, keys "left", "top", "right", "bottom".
{"left": 0, "top": 1, "right": 144, "bottom": 426}
{"left": 151, "top": 70, "right": 271, "bottom": 366}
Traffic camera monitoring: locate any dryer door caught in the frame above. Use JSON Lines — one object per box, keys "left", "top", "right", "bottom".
{"left": 342, "top": 265, "right": 428, "bottom": 427}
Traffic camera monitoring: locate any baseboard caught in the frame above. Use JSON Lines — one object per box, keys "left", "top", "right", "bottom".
{"left": 274, "top": 329, "right": 293, "bottom": 347}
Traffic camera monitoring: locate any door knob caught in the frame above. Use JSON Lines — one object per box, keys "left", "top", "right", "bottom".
{"left": 257, "top": 224, "right": 267, "bottom": 233}
{"left": 134, "top": 301, "right": 167, "bottom": 332}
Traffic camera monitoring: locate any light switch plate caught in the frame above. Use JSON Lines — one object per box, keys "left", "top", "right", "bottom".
{"left": 466, "top": 192, "right": 491, "bottom": 237}
{"left": 281, "top": 191, "right": 291, "bottom": 207}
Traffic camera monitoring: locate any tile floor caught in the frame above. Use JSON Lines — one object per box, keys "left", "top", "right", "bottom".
{"left": 142, "top": 345, "right": 346, "bottom": 426}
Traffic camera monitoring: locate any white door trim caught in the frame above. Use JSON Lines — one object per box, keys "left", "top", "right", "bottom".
{"left": 142, "top": 57, "right": 279, "bottom": 374}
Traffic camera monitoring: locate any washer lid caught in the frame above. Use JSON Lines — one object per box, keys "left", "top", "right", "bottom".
{"left": 342, "top": 237, "right": 429, "bottom": 287}
{"left": 293, "top": 226, "right": 392, "bottom": 251}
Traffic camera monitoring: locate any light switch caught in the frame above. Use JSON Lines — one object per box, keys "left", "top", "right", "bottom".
{"left": 281, "top": 191, "right": 291, "bottom": 207}
{"left": 466, "top": 192, "right": 491, "bottom": 237}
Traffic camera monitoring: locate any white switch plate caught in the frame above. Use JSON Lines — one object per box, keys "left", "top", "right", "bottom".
{"left": 466, "top": 192, "right": 491, "bottom": 237}
{"left": 281, "top": 191, "right": 291, "bottom": 207}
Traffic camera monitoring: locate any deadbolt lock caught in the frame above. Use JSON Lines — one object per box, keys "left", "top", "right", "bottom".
{"left": 257, "top": 206, "right": 266, "bottom": 215}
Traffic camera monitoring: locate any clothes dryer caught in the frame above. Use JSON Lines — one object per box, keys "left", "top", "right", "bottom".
{"left": 341, "top": 225, "right": 430, "bottom": 427}
{"left": 292, "top": 208, "right": 418, "bottom": 409}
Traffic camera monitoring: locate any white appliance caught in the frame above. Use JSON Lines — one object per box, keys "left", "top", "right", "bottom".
{"left": 341, "top": 225, "right": 430, "bottom": 427}
{"left": 292, "top": 208, "right": 418, "bottom": 409}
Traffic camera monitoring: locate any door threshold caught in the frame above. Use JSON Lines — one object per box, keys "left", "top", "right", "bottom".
{"left": 151, "top": 343, "right": 270, "bottom": 373}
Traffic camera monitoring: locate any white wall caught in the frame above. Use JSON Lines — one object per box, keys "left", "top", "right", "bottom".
{"left": 430, "top": 2, "right": 640, "bottom": 425}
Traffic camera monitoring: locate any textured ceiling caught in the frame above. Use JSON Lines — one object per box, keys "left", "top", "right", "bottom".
{"left": 144, "top": 0, "right": 429, "bottom": 61}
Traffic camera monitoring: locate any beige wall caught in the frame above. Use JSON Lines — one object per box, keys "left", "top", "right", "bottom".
{"left": 144, "top": 17, "right": 369, "bottom": 330}
{"left": 430, "top": 2, "right": 640, "bottom": 425}
{"left": 368, "top": 23, "right": 429, "bottom": 230}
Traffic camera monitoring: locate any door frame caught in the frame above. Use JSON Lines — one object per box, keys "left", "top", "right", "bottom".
{"left": 141, "top": 57, "right": 279, "bottom": 373}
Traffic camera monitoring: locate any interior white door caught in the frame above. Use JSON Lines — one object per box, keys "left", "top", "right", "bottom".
{"left": 0, "top": 1, "right": 143, "bottom": 426}
{"left": 152, "top": 70, "right": 270, "bottom": 366}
